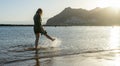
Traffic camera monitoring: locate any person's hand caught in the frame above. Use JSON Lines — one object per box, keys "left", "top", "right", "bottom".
{"left": 43, "top": 30, "right": 47, "bottom": 34}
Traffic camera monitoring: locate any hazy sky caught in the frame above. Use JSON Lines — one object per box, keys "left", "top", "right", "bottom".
{"left": 0, "top": 0, "right": 119, "bottom": 24}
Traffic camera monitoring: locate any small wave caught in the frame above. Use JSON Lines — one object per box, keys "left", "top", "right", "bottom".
{"left": 4, "top": 49, "right": 120, "bottom": 64}
{"left": 9, "top": 44, "right": 34, "bottom": 48}
{"left": 8, "top": 37, "right": 62, "bottom": 52}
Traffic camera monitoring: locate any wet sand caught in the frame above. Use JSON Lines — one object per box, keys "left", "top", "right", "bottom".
{"left": 3, "top": 50, "right": 120, "bottom": 66}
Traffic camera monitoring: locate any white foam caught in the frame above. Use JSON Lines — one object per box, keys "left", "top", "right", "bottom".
{"left": 39, "top": 37, "right": 61, "bottom": 48}
{"left": 50, "top": 38, "right": 61, "bottom": 47}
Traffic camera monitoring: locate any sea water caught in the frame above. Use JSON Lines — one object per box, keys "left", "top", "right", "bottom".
{"left": 0, "top": 26, "right": 120, "bottom": 65}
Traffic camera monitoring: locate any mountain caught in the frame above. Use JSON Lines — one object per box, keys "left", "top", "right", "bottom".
{"left": 46, "top": 7, "right": 120, "bottom": 26}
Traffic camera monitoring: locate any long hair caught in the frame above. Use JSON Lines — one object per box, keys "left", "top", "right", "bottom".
{"left": 36, "top": 8, "right": 42, "bottom": 16}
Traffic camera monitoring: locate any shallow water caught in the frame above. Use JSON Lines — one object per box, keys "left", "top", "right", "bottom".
{"left": 0, "top": 26, "right": 120, "bottom": 66}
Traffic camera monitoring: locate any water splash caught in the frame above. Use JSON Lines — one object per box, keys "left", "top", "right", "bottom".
{"left": 39, "top": 37, "right": 61, "bottom": 48}
{"left": 50, "top": 38, "right": 61, "bottom": 47}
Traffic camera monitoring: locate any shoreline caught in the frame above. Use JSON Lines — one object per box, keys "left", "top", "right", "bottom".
{"left": 0, "top": 24, "right": 118, "bottom": 27}
{"left": 3, "top": 50, "right": 120, "bottom": 66}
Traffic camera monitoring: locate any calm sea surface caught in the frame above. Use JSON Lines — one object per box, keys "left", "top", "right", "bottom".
{"left": 0, "top": 26, "right": 120, "bottom": 65}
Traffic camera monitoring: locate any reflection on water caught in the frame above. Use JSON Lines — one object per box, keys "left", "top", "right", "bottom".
{"left": 35, "top": 53, "right": 40, "bottom": 66}
{"left": 34, "top": 49, "right": 54, "bottom": 66}
{"left": 109, "top": 26, "right": 120, "bottom": 49}
{"left": 114, "top": 52, "right": 120, "bottom": 66}
{"left": 109, "top": 26, "right": 120, "bottom": 66}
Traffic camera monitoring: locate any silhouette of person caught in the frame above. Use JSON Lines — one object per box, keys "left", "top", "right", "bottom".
{"left": 33, "top": 8, "right": 55, "bottom": 54}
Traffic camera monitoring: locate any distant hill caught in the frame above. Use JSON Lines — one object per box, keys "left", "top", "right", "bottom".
{"left": 46, "top": 7, "right": 120, "bottom": 26}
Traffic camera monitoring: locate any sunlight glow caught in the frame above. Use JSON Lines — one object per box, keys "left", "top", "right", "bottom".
{"left": 111, "top": 7, "right": 120, "bottom": 14}
{"left": 114, "top": 53, "right": 120, "bottom": 66}
{"left": 109, "top": 26, "right": 120, "bottom": 49}
{"left": 109, "top": 26, "right": 120, "bottom": 66}
{"left": 98, "top": 0, "right": 120, "bottom": 8}
{"left": 111, "top": 50, "right": 120, "bottom": 66}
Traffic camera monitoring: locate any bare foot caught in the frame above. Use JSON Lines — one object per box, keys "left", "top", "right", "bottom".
{"left": 52, "top": 38, "right": 55, "bottom": 41}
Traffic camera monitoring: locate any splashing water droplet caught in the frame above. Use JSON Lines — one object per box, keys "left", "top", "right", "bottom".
{"left": 39, "top": 37, "right": 62, "bottom": 48}
{"left": 50, "top": 38, "right": 61, "bottom": 47}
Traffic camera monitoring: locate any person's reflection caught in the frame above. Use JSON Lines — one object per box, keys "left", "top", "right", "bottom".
{"left": 34, "top": 49, "right": 55, "bottom": 66}
{"left": 35, "top": 50, "right": 40, "bottom": 66}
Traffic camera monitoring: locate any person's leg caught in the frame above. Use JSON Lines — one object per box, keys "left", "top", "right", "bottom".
{"left": 35, "top": 33, "right": 40, "bottom": 54}
{"left": 44, "top": 34, "right": 55, "bottom": 41}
